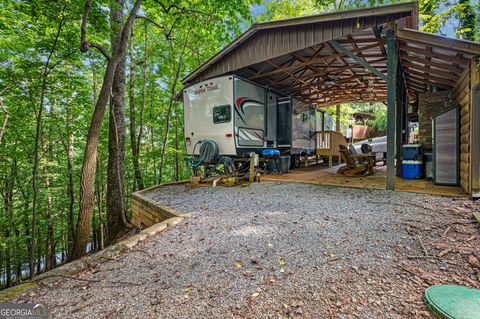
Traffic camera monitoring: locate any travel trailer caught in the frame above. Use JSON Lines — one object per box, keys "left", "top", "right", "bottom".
{"left": 183, "top": 75, "right": 322, "bottom": 167}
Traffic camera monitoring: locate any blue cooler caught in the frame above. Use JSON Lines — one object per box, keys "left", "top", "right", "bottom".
{"left": 402, "top": 160, "right": 423, "bottom": 179}
{"left": 262, "top": 149, "right": 280, "bottom": 156}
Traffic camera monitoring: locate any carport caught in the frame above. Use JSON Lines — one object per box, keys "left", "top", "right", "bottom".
{"left": 182, "top": 2, "right": 480, "bottom": 196}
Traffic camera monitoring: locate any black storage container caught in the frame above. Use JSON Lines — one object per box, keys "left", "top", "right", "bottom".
{"left": 278, "top": 156, "right": 291, "bottom": 174}
{"left": 402, "top": 144, "right": 423, "bottom": 161}
{"left": 265, "top": 158, "right": 278, "bottom": 173}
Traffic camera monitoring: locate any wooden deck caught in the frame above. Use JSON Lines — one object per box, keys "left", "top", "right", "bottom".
{"left": 263, "top": 164, "right": 466, "bottom": 197}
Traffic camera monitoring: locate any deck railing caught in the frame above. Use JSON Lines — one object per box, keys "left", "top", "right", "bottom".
{"left": 315, "top": 130, "right": 348, "bottom": 167}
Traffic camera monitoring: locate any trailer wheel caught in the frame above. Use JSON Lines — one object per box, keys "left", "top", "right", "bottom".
{"left": 292, "top": 155, "right": 301, "bottom": 168}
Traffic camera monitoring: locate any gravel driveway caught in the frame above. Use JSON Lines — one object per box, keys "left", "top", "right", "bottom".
{"left": 13, "top": 182, "right": 480, "bottom": 318}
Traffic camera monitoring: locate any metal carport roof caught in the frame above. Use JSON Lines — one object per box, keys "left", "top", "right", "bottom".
{"left": 181, "top": 2, "right": 480, "bottom": 108}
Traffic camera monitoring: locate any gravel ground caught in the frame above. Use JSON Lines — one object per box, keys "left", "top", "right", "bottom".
{"left": 13, "top": 182, "right": 480, "bottom": 318}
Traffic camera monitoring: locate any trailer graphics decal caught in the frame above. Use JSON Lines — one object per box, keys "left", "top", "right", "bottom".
{"left": 235, "top": 97, "right": 263, "bottom": 125}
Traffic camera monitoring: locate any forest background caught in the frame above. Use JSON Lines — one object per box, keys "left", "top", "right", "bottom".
{"left": 0, "top": 0, "right": 477, "bottom": 289}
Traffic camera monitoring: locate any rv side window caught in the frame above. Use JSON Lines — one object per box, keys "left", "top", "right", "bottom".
{"left": 213, "top": 105, "right": 231, "bottom": 124}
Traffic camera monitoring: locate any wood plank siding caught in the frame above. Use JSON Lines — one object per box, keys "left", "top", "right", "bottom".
{"left": 453, "top": 58, "right": 480, "bottom": 193}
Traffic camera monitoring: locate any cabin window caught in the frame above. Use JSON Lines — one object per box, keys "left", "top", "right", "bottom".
{"left": 213, "top": 105, "right": 231, "bottom": 124}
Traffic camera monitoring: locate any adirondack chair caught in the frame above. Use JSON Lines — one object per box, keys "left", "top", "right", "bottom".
{"left": 337, "top": 144, "right": 369, "bottom": 176}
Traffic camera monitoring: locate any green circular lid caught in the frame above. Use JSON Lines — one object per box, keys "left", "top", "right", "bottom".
{"left": 424, "top": 285, "right": 480, "bottom": 319}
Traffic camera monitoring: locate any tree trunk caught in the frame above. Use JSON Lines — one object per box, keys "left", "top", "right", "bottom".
{"left": 72, "top": 57, "right": 118, "bottom": 260}
{"left": 0, "top": 97, "right": 9, "bottom": 144}
{"left": 95, "top": 155, "right": 105, "bottom": 250}
{"left": 107, "top": 0, "right": 130, "bottom": 244}
{"left": 129, "top": 23, "right": 147, "bottom": 191}
{"left": 14, "top": 229, "right": 21, "bottom": 284}
{"left": 72, "top": 0, "right": 140, "bottom": 259}
{"left": 128, "top": 25, "right": 143, "bottom": 191}
{"left": 150, "top": 86, "right": 157, "bottom": 183}
{"left": 35, "top": 227, "right": 41, "bottom": 275}
{"left": 137, "top": 23, "right": 148, "bottom": 187}
{"left": 66, "top": 103, "right": 75, "bottom": 256}
{"left": 17, "top": 183, "right": 31, "bottom": 279}
{"left": 4, "top": 159, "right": 16, "bottom": 287}
{"left": 336, "top": 104, "right": 341, "bottom": 133}
{"left": 158, "top": 45, "right": 184, "bottom": 184}
{"left": 44, "top": 111, "right": 55, "bottom": 272}
{"left": 174, "top": 106, "right": 179, "bottom": 181}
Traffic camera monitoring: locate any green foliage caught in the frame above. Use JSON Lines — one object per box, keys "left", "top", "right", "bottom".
{"left": 0, "top": 0, "right": 254, "bottom": 288}
{"left": 457, "top": 0, "right": 476, "bottom": 40}
{"left": 370, "top": 104, "right": 388, "bottom": 131}
{"left": 325, "top": 103, "right": 386, "bottom": 133}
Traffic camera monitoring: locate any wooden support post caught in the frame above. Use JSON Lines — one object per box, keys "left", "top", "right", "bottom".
{"left": 336, "top": 105, "right": 341, "bottom": 133}
{"left": 249, "top": 152, "right": 255, "bottom": 183}
{"left": 386, "top": 27, "right": 397, "bottom": 190}
{"left": 396, "top": 66, "right": 405, "bottom": 177}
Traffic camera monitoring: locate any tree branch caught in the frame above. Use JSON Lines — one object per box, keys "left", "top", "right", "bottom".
{"left": 80, "top": 0, "right": 111, "bottom": 60}
{"left": 84, "top": 42, "right": 111, "bottom": 60}
{"left": 152, "top": 0, "right": 216, "bottom": 17}
{"left": 118, "top": 0, "right": 143, "bottom": 57}
{"left": 47, "top": 51, "right": 77, "bottom": 74}
{"left": 135, "top": 15, "right": 179, "bottom": 39}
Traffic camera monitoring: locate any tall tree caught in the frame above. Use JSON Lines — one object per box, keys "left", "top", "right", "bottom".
{"left": 457, "top": 0, "right": 476, "bottom": 41}
{"left": 0, "top": 0, "right": 256, "bottom": 286}
{"left": 72, "top": 0, "right": 141, "bottom": 259}
{"left": 106, "top": 0, "right": 134, "bottom": 244}
{"left": 129, "top": 23, "right": 147, "bottom": 191}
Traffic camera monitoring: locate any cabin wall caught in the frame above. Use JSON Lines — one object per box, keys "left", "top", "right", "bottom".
{"left": 468, "top": 59, "right": 480, "bottom": 195}
{"left": 452, "top": 58, "right": 480, "bottom": 194}
{"left": 418, "top": 91, "right": 452, "bottom": 152}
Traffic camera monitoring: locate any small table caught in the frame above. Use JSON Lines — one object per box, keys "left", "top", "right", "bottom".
{"left": 352, "top": 153, "right": 376, "bottom": 175}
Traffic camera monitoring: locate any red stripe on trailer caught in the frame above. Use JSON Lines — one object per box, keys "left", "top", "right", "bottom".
{"left": 236, "top": 97, "right": 246, "bottom": 108}
{"left": 254, "top": 131, "right": 267, "bottom": 142}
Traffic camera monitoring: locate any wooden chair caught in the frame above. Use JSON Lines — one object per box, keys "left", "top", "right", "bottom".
{"left": 337, "top": 145, "right": 369, "bottom": 176}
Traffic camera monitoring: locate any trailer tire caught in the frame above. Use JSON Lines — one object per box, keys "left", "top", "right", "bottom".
{"left": 292, "top": 155, "right": 301, "bottom": 168}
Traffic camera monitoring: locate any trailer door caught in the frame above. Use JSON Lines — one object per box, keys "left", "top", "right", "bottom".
{"left": 277, "top": 97, "right": 292, "bottom": 147}
{"left": 233, "top": 78, "right": 266, "bottom": 148}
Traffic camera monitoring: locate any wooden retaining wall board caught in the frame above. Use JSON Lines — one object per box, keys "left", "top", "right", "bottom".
{"left": 452, "top": 58, "right": 480, "bottom": 195}
{"left": 130, "top": 181, "right": 190, "bottom": 227}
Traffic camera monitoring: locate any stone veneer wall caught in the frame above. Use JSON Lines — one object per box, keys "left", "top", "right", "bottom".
{"left": 418, "top": 91, "right": 453, "bottom": 152}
